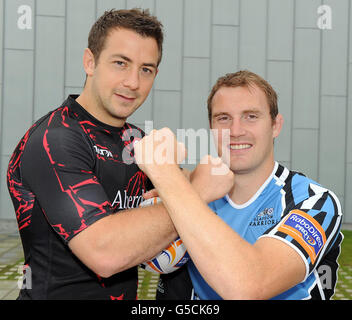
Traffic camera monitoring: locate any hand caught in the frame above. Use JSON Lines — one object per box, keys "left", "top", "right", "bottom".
{"left": 134, "top": 128, "right": 187, "bottom": 176}
{"left": 143, "top": 189, "right": 158, "bottom": 199}
{"left": 191, "top": 155, "right": 234, "bottom": 203}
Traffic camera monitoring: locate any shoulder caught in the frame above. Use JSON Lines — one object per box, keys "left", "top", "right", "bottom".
{"left": 274, "top": 163, "right": 341, "bottom": 215}
{"left": 24, "top": 105, "right": 95, "bottom": 168}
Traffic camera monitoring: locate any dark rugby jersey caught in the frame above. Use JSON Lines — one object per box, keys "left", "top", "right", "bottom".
{"left": 7, "top": 95, "right": 151, "bottom": 300}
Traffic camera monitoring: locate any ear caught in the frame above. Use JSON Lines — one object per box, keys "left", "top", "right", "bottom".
{"left": 82, "top": 48, "right": 96, "bottom": 77}
{"left": 272, "top": 113, "right": 283, "bottom": 139}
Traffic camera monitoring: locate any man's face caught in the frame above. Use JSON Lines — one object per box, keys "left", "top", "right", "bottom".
{"left": 87, "top": 28, "right": 159, "bottom": 127}
{"left": 210, "top": 85, "right": 282, "bottom": 175}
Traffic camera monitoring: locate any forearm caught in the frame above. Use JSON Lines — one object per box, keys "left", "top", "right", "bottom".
{"left": 69, "top": 203, "right": 178, "bottom": 277}
{"left": 150, "top": 166, "right": 264, "bottom": 299}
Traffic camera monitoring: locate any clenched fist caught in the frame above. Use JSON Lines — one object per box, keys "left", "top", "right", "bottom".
{"left": 191, "top": 155, "right": 235, "bottom": 203}
{"left": 134, "top": 128, "right": 186, "bottom": 176}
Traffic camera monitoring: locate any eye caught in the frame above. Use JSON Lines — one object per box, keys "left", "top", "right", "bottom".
{"left": 115, "top": 60, "right": 126, "bottom": 67}
{"left": 215, "top": 115, "right": 231, "bottom": 123}
{"left": 246, "top": 113, "right": 258, "bottom": 121}
{"left": 141, "top": 67, "right": 153, "bottom": 75}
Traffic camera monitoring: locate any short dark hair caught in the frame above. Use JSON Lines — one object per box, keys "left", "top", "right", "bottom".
{"left": 88, "top": 8, "right": 164, "bottom": 66}
{"left": 207, "top": 70, "right": 279, "bottom": 123}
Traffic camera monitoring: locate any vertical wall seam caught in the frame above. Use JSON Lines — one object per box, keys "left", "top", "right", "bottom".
{"left": 343, "top": 0, "right": 351, "bottom": 223}
{"left": 0, "top": 0, "right": 6, "bottom": 212}
{"left": 209, "top": 0, "right": 213, "bottom": 90}
{"left": 64, "top": 0, "right": 67, "bottom": 98}
{"left": 151, "top": 0, "right": 156, "bottom": 129}
{"left": 31, "top": 0, "right": 37, "bottom": 123}
{"left": 180, "top": 0, "right": 185, "bottom": 130}
{"left": 208, "top": 0, "right": 213, "bottom": 157}
{"left": 265, "top": 0, "right": 269, "bottom": 79}
{"left": 237, "top": 0, "right": 241, "bottom": 69}
{"left": 290, "top": 0, "right": 296, "bottom": 171}
{"left": 317, "top": 0, "right": 323, "bottom": 183}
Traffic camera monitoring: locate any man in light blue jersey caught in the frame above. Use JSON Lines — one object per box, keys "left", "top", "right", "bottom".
{"left": 135, "top": 70, "right": 343, "bottom": 300}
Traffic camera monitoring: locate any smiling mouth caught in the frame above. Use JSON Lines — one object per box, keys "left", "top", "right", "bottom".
{"left": 229, "top": 144, "right": 252, "bottom": 150}
{"left": 114, "top": 93, "right": 137, "bottom": 101}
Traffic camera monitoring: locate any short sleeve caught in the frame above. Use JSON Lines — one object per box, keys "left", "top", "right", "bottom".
{"left": 22, "top": 112, "right": 114, "bottom": 243}
{"left": 260, "top": 183, "right": 342, "bottom": 278}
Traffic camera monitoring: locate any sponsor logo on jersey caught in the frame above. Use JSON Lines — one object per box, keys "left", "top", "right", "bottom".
{"left": 112, "top": 189, "right": 145, "bottom": 209}
{"left": 277, "top": 209, "right": 326, "bottom": 264}
{"left": 249, "top": 207, "right": 279, "bottom": 227}
{"left": 93, "top": 145, "right": 113, "bottom": 158}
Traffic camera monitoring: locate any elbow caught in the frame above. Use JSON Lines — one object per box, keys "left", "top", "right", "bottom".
{"left": 220, "top": 281, "right": 267, "bottom": 300}
{"left": 89, "top": 254, "right": 130, "bottom": 278}
{"left": 93, "top": 260, "right": 115, "bottom": 278}
{"left": 88, "top": 240, "right": 133, "bottom": 278}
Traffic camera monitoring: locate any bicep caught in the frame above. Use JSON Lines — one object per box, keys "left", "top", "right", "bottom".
{"left": 253, "top": 236, "right": 306, "bottom": 298}
{"left": 68, "top": 214, "right": 113, "bottom": 276}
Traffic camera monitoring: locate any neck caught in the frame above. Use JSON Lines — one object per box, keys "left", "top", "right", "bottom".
{"left": 76, "top": 86, "right": 126, "bottom": 127}
{"left": 228, "top": 160, "right": 276, "bottom": 205}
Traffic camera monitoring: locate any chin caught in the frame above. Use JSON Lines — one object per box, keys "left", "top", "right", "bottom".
{"left": 229, "top": 162, "right": 253, "bottom": 174}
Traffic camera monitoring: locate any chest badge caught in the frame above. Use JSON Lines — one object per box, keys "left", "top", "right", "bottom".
{"left": 249, "top": 207, "right": 279, "bottom": 227}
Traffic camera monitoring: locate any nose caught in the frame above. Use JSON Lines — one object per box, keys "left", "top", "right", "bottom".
{"left": 230, "top": 117, "right": 246, "bottom": 137}
{"left": 122, "top": 68, "right": 140, "bottom": 90}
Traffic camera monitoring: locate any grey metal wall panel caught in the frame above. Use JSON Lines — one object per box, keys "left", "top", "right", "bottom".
{"left": 182, "top": 57, "right": 210, "bottom": 130}
{"left": 154, "top": 0, "right": 183, "bottom": 91}
{"left": 212, "top": 0, "right": 239, "bottom": 26}
{"left": 267, "top": 61, "right": 292, "bottom": 163}
{"left": 292, "top": 29, "right": 320, "bottom": 129}
{"left": 295, "top": 0, "right": 322, "bottom": 28}
{"left": 0, "top": 83, "right": 2, "bottom": 123}
{"left": 97, "top": 0, "right": 126, "bottom": 17}
{"left": 321, "top": 0, "right": 348, "bottom": 96}
{"left": 0, "top": 0, "right": 3, "bottom": 150}
{"left": 36, "top": 0, "right": 65, "bottom": 16}
{"left": 292, "top": 129, "right": 319, "bottom": 181}
{"left": 64, "top": 86, "right": 83, "bottom": 98}
{"left": 0, "top": 1, "right": 350, "bottom": 222}
{"left": 239, "top": 0, "right": 267, "bottom": 77}
{"left": 2, "top": 49, "right": 34, "bottom": 156}
{"left": 267, "top": 0, "right": 294, "bottom": 61}
{"left": 346, "top": 163, "right": 352, "bottom": 223}
{"left": 0, "top": 0, "right": 3, "bottom": 84}
{"left": 4, "top": 0, "right": 34, "bottom": 50}
{"left": 350, "top": 2, "right": 352, "bottom": 64}
{"left": 348, "top": 67, "right": 352, "bottom": 164}
{"left": 127, "top": 0, "right": 154, "bottom": 12}
{"left": 153, "top": 90, "right": 181, "bottom": 133}
{"left": 0, "top": 155, "right": 12, "bottom": 219}
{"left": 319, "top": 96, "right": 346, "bottom": 197}
{"left": 211, "top": 25, "right": 238, "bottom": 84}
{"left": 34, "top": 16, "right": 65, "bottom": 121}
{"left": 65, "top": 0, "right": 95, "bottom": 87}
{"left": 183, "top": 0, "right": 211, "bottom": 58}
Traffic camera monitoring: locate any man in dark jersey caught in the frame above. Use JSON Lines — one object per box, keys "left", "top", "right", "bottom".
{"left": 7, "top": 9, "right": 182, "bottom": 300}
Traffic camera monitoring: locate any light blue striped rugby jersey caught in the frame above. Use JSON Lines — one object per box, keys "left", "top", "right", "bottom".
{"left": 187, "top": 162, "right": 343, "bottom": 300}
